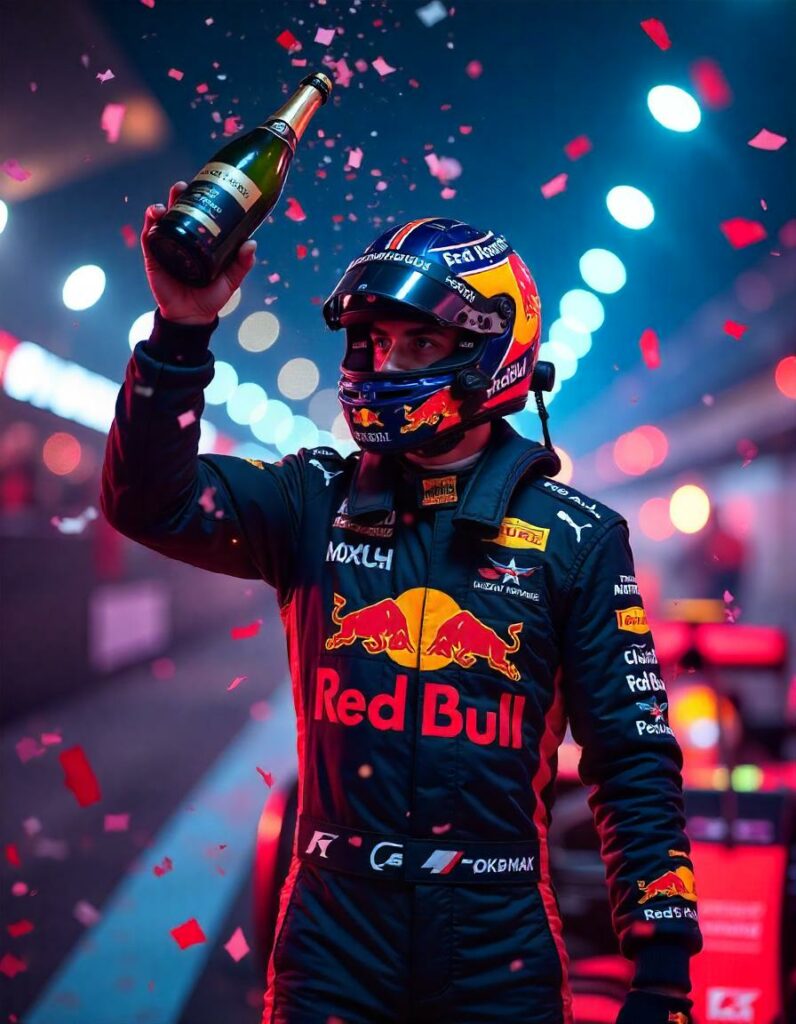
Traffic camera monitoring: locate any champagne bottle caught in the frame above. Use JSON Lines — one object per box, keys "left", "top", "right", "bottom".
{"left": 147, "top": 71, "right": 333, "bottom": 286}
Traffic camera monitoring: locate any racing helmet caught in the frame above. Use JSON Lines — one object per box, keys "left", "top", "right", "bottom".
{"left": 322, "top": 217, "right": 553, "bottom": 455}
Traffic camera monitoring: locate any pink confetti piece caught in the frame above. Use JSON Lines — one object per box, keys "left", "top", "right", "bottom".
{"left": 74, "top": 900, "right": 101, "bottom": 927}
{"left": 22, "top": 818, "right": 42, "bottom": 837}
{"left": 5, "top": 843, "right": 21, "bottom": 868}
{"left": 140, "top": 0, "right": 155, "bottom": 7}
{"left": 564, "top": 135, "right": 592, "bottom": 160}
{"left": 168, "top": 68, "right": 184, "bottom": 81}
{"left": 690, "top": 58, "right": 732, "bottom": 109}
{"left": 224, "top": 115, "right": 243, "bottom": 135}
{"left": 0, "top": 953, "right": 27, "bottom": 979}
{"left": 41, "top": 732, "right": 62, "bottom": 746}
{"left": 348, "top": 835, "right": 363, "bottom": 847}
{"left": 465, "top": 60, "right": 483, "bottom": 79}
{"left": 153, "top": 855, "right": 173, "bottom": 877}
{"left": 371, "top": 56, "right": 396, "bottom": 77}
{"left": 285, "top": 197, "right": 307, "bottom": 222}
{"left": 249, "top": 700, "right": 272, "bottom": 721}
{"left": 195, "top": 83, "right": 208, "bottom": 95}
{"left": 325, "top": 56, "right": 353, "bottom": 88}
{"left": 197, "top": 486, "right": 216, "bottom": 513}
{"left": 104, "top": 813, "right": 130, "bottom": 832}
{"left": 96, "top": 68, "right": 115, "bottom": 84}
{"left": 231, "top": 618, "right": 263, "bottom": 640}
{"left": 737, "top": 438, "right": 758, "bottom": 467}
{"left": 459, "top": 125, "right": 472, "bottom": 135}
{"left": 723, "top": 590, "right": 734, "bottom": 604}
{"left": 540, "top": 173, "right": 568, "bottom": 199}
{"left": 509, "top": 958, "right": 524, "bottom": 972}
{"left": 748, "top": 128, "right": 787, "bottom": 151}
{"left": 276, "top": 29, "right": 301, "bottom": 52}
{"left": 178, "top": 409, "right": 197, "bottom": 429}
{"left": 440, "top": 187, "right": 456, "bottom": 200}
{"left": 7, "top": 920, "right": 34, "bottom": 938}
{"left": 720, "top": 218, "right": 767, "bottom": 249}
{"left": 170, "top": 918, "right": 206, "bottom": 949}
{"left": 11, "top": 882, "right": 28, "bottom": 896}
{"left": 227, "top": 675, "right": 247, "bottom": 692}
{"left": 120, "top": 224, "right": 137, "bottom": 247}
{"left": 100, "top": 102, "right": 127, "bottom": 144}
{"left": 16, "top": 737, "right": 45, "bottom": 763}
{"left": 432, "top": 822, "right": 452, "bottom": 835}
{"left": 59, "top": 746, "right": 101, "bottom": 807}
{"left": 224, "top": 926, "right": 250, "bottom": 962}
{"left": 639, "top": 328, "right": 661, "bottom": 369}
{"left": 314, "top": 27, "right": 336, "bottom": 45}
{"left": 268, "top": 272, "right": 281, "bottom": 283}
{"left": 724, "top": 320, "right": 747, "bottom": 340}
{"left": 640, "top": 18, "right": 671, "bottom": 50}
{"left": 257, "top": 768, "right": 274, "bottom": 787}
{"left": 1, "top": 159, "right": 31, "bottom": 182}
{"left": 345, "top": 146, "right": 363, "bottom": 170}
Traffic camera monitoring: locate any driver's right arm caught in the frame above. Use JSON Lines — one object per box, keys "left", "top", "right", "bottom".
{"left": 100, "top": 310, "right": 303, "bottom": 595}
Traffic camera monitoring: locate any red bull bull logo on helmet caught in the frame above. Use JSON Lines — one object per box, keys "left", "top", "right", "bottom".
{"left": 401, "top": 389, "right": 462, "bottom": 434}
{"left": 351, "top": 407, "right": 384, "bottom": 428}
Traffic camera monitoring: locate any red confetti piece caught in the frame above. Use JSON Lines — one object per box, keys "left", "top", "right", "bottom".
{"left": 371, "top": 56, "right": 396, "bottom": 77}
{"left": 5, "top": 843, "right": 21, "bottom": 868}
{"left": 224, "top": 926, "right": 250, "bottom": 962}
{"left": 100, "top": 103, "right": 127, "bottom": 144}
{"left": 690, "top": 58, "right": 732, "bottom": 109}
{"left": 121, "top": 224, "right": 137, "bottom": 247}
{"left": 540, "top": 173, "right": 568, "bottom": 199}
{"left": 7, "top": 920, "right": 34, "bottom": 938}
{"left": 724, "top": 320, "right": 747, "bottom": 340}
{"left": 459, "top": 125, "right": 472, "bottom": 135}
{"left": 231, "top": 618, "right": 263, "bottom": 640}
{"left": 223, "top": 116, "right": 243, "bottom": 136}
{"left": 719, "top": 218, "right": 767, "bottom": 249}
{"left": 0, "top": 953, "right": 27, "bottom": 978}
{"left": 104, "top": 813, "right": 130, "bottom": 832}
{"left": 168, "top": 68, "right": 184, "bottom": 81}
{"left": 639, "top": 328, "right": 661, "bottom": 369}
{"left": 296, "top": 244, "right": 308, "bottom": 259}
{"left": 284, "top": 197, "right": 306, "bottom": 222}
{"left": 564, "top": 135, "right": 592, "bottom": 160}
{"left": 640, "top": 18, "right": 671, "bottom": 50}
{"left": 227, "top": 675, "right": 247, "bottom": 692}
{"left": 465, "top": 60, "right": 483, "bottom": 79}
{"left": 170, "top": 918, "right": 206, "bottom": 949}
{"left": 257, "top": 767, "right": 274, "bottom": 787}
{"left": 1, "top": 159, "right": 32, "bottom": 183}
{"left": 59, "top": 745, "right": 101, "bottom": 807}
{"left": 195, "top": 83, "right": 208, "bottom": 95}
{"left": 276, "top": 29, "right": 301, "bottom": 52}
{"left": 153, "top": 855, "right": 173, "bottom": 877}
{"left": 348, "top": 835, "right": 363, "bottom": 847}
{"left": 747, "top": 128, "right": 787, "bottom": 151}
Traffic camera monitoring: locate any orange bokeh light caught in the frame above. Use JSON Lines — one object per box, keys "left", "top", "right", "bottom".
{"left": 42, "top": 432, "right": 82, "bottom": 476}
{"left": 613, "top": 430, "right": 655, "bottom": 475}
{"left": 774, "top": 354, "right": 796, "bottom": 399}
{"left": 638, "top": 497, "right": 674, "bottom": 541}
{"left": 635, "top": 424, "right": 668, "bottom": 467}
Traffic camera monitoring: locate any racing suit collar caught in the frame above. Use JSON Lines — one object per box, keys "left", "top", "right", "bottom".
{"left": 346, "top": 419, "right": 559, "bottom": 529}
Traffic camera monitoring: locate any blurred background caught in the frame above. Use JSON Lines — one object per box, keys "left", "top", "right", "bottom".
{"left": 1, "top": 1, "right": 794, "bottom": 1022}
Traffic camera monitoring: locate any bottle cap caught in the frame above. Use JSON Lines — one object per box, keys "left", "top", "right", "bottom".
{"left": 300, "top": 71, "right": 333, "bottom": 103}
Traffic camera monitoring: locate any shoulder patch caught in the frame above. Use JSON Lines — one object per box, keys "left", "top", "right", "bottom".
{"left": 534, "top": 477, "right": 619, "bottom": 523}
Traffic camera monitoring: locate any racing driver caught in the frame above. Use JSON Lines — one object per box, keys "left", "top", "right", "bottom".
{"left": 101, "top": 186, "right": 703, "bottom": 1024}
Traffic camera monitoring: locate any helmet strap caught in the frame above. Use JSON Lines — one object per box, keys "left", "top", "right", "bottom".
{"left": 534, "top": 389, "right": 555, "bottom": 452}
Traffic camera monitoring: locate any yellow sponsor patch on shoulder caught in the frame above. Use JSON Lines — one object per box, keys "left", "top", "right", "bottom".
{"left": 488, "top": 517, "right": 550, "bottom": 551}
{"left": 616, "top": 606, "right": 649, "bottom": 634}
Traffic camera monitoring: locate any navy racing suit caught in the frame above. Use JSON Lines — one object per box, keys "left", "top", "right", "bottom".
{"left": 101, "top": 311, "right": 702, "bottom": 1023}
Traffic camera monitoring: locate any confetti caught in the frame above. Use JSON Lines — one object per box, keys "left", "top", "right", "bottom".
{"left": 440, "top": 187, "right": 456, "bottom": 199}
{"left": 509, "top": 958, "right": 524, "bottom": 972}
{"left": 51, "top": 507, "right": 98, "bottom": 535}
{"left": 348, "top": 835, "right": 363, "bottom": 847}
{"left": 121, "top": 224, "right": 137, "bottom": 247}
{"left": 104, "top": 813, "right": 130, "bottom": 832}
{"left": 564, "top": 135, "right": 592, "bottom": 160}
{"left": 747, "top": 128, "right": 787, "bottom": 151}
{"left": 465, "top": 60, "right": 483, "bottom": 79}
{"left": 7, "top": 920, "right": 34, "bottom": 938}
{"left": 223, "top": 115, "right": 243, "bottom": 135}
{"left": 227, "top": 675, "right": 247, "bottom": 692}
{"left": 74, "top": 900, "right": 101, "bottom": 927}
{"left": 690, "top": 58, "right": 732, "bottom": 109}
{"left": 153, "top": 856, "right": 173, "bottom": 877}
{"left": 198, "top": 486, "right": 217, "bottom": 513}
{"left": 231, "top": 618, "right": 263, "bottom": 640}
{"left": 0, "top": 954, "right": 27, "bottom": 979}
{"left": 276, "top": 29, "right": 301, "bottom": 52}
{"left": 178, "top": 409, "right": 197, "bottom": 429}
{"left": 719, "top": 218, "right": 767, "bottom": 249}
{"left": 640, "top": 18, "right": 671, "bottom": 50}
{"left": 416, "top": 0, "right": 448, "bottom": 28}
{"left": 5, "top": 843, "right": 21, "bottom": 868}
{"left": 540, "top": 173, "right": 568, "bottom": 199}
{"left": 296, "top": 244, "right": 308, "bottom": 259}
{"left": 224, "top": 926, "right": 250, "bottom": 962}
{"left": 424, "top": 153, "right": 462, "bottom": 183}
{"left": 100, "top": 103, "right": 127, "bottom": 144}
{"left": 170, "top": 918, "right": 206, "bottom": 949}
{"left": 432, "top": 822, "right": 452, "bottom": 835}
{"left": 459, "top": 125, "right": 472, "bottom": 135}
{"left": 723, "top": 590, "right": 734, "bottom": 605}
{"left": 96, "top": 69, "right": 115, "bottom": 84}
{"left": 41, "top": 732, "right": 62, "bottom": 746}
{"left": 168, "top": 68, "right": 184, "bottom": 81}
{"left": 1, "top": 159, "right": 32, "bottom": 183}
{"left": 724, "top": 320, "right": 747, "bottom": 340}
{"left": 345, "top": 146, "right": 363, "bottom": 170}
{"left": 371, "top": 56, "right": 396, "bottom": 77}
{"left": 639, "top": 328, "right": 661, "bottom": 369}
{"left": 59, "top": 746, "right": 101, "bottom": 807}
{"left": 140, "top": 0, "right": 155, "bottom": 8}
{"left": 257, "top": 767, "right": 274, "bottom": 787}
{"left": 325, "top": 56, "right": 353, "bottom": 88}
{"left": 314, "top": 27, "right": 336, "bottom": 46}
{"left": 16, "top": 737, "right": 45, "bottom": 763}
{"left": 285, "top": 197, "right": 307, "bottom": 222}
{"left": 22, "top": 818, "right": 42, "bottom": 837}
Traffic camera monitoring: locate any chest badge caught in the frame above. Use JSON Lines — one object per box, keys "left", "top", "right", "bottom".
{"left": 420, "top": 475, "right": 458, "bottom": 507}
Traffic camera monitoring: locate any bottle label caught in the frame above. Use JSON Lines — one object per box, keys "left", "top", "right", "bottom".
{"left": 172, "top": 161, "right": 262, "bottom": 238}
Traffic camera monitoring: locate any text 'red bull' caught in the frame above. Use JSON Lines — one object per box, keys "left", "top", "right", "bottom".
{"left": 314, "top": 668, "right": 525, "bottom": 749}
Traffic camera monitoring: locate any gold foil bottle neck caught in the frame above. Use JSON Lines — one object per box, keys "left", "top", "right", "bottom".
{"left": 266, "top": 72, "right": 333, "bottom": 142}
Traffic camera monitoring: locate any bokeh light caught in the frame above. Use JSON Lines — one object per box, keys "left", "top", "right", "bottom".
{"left": 553, "top": 446, "right": 573, "bottom": 485}
{"left": 559, "top": 289, "right": 605, "bottom": 333}
{"left": 278, "top": 357, "right": 320, "bottom": 400}
{"left": 42, "top": 432, "right": 81, "bottom": 476}
{"left": 670, "top": 483, "right": 711, "bottom": 534}
{"left": 62, "top": 265, "right": 106, "bottom": 310}
{"left": 774, "top": 354, "right": 796, "bottom": 398}
{"left": 128, "top": 310, "right": 156, "bottom": 351}
{"left": 635, "top": 424, "right": 669, "bottom": 468}
{"left": 0, "top": 200, "right": 8, "bottom": 235}
{"left": 219, "top": 287, "right": 242, "bottom": 318}
{"left": 309, "top": 388, "right": 342, "bottom": 430}
{"left": 226, "top": 382, "right": 268, "bottom": 426}
{"left": 638, "top": 497, "right": 675, "bottom": 542}
{"left": 204, "top": 361, "right": 239, "bottom": 405}
{"left": 578, "top": 248, "right": 627, "bottom": 294}
{"left": 251, "top": 399, "right": 293, "bottom": 445}
{"left": 606, "top": 185, "right": 655, "bottom": 230}
{"left": 538, "top": 340, "right": 578, "bottom": 382}
{"left": 548, "top": 318, "right": 592, "bottom": 359}
{"left": 238, "top": 311, "right": 280, "bottom": 352}
{"left": 277, "top": 415, "right": 320, "bottom": 454}
{"left": 613, "top": 430, "right": 655, "bottom": 476}
{"left": 647, "top": 85, "right": 702, "bottom": 132}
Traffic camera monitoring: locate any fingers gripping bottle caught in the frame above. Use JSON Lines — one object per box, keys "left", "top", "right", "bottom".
{"left": 147, "top": 71, "right": 332, "bottom": 286}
